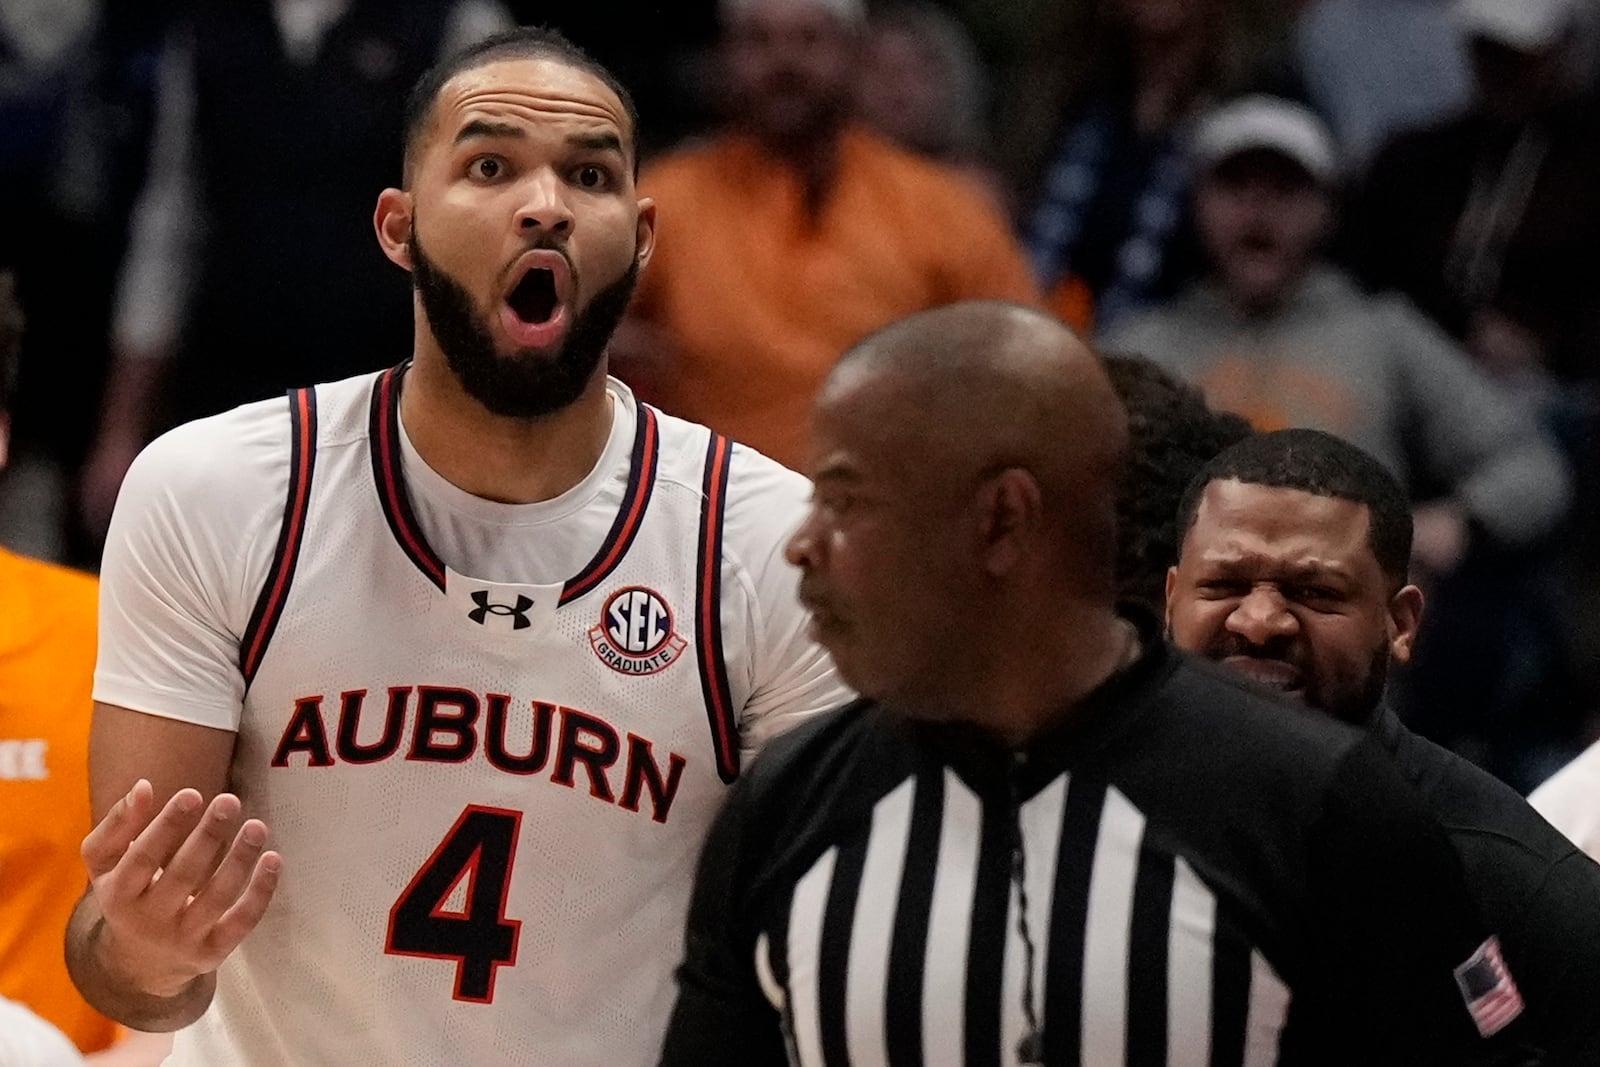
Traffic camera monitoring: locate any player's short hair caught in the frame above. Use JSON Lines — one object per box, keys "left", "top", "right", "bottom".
{"left": 0, "top": 272, "right": 22, "bottom": 415}
{"left": 1176, "top": 428, "right": 1414, "bottom": 588}
{"left": 402, "top": 26, "right": 641, "bottom": 185}
{"left": 1103, "top": 353, "right": 1254, "bottom": 613}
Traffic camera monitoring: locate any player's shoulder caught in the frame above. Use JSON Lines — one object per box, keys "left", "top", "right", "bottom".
{"left": 109, "top": 393, "right": 306, "bottom": 577}
{"left": 127, "top": 393, "right": 295, "bottom": 501}
{"left": 649, "top": 402, "right": 811, "bottom": 542}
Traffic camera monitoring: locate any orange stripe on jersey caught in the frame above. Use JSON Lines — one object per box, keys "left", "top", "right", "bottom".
{"left": 241, "top": 387, "right": 318, "bottom": 685}
{"left": 694, "top": 432, "right": 739, "bottom": 783}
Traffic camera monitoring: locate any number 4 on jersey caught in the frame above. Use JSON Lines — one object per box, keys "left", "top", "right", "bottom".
{"left": 386, "top": 806, "right": 523, "bottom": 1003}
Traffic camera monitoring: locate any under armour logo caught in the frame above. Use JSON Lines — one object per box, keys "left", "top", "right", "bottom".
{"left": 468, "top": 590, "right": 534, "bottom": 630}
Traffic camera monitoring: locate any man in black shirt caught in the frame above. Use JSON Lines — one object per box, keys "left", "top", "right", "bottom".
{"left": 659, "top": 302, "right": 1530, "bottom": 1066}
{"left": 1166, "top": 427, "right": 1600, "bottom": 1060}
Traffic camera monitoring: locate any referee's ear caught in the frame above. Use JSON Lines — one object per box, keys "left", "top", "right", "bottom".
{"left": 976, "top": 467, "right": 1042, "bottom": 579}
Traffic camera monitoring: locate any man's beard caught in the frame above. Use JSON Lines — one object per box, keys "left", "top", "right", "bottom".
{"left": 1327, "top": 640, "right": 1392, "bottom": 726}
{"left": 1200, "top": 632, "right": 1391, "bottom": 725}
{"left": 409, "top": 231, "right": 639, "bottom": 419}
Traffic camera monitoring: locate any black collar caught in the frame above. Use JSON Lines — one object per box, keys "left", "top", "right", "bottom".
{"left": 897, "top": 608, "right": 1177, "bottom": 801}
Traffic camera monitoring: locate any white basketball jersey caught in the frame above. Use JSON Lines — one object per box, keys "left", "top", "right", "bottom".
{"left": 165, "top": 367, "right": 809, "bottom": 1065}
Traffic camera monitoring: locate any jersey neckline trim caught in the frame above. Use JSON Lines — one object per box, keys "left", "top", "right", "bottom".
{"left": 366, "top": 363, "right": 660, "bottom": 598}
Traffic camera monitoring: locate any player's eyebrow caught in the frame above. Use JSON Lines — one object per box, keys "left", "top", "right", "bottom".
{"left": 568, "top": 132, "right": 625, "bottom": 159}
{"left": 453, "top": 119, "right": 526, "bottom": 147}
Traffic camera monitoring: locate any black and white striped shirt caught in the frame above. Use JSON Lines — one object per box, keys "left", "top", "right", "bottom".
{"left": 661, "top": 638, "right": 1518, "bottom": 1067}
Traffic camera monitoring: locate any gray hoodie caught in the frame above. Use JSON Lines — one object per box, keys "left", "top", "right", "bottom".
{"left": 1104, "top": 267, "right": 1571, "bottom": 545}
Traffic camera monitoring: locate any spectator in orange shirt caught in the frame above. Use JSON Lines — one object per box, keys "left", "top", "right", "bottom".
{"left": 0, "top": 273, "right": 169, "bottom": 1064}
{"left": 614, "top": 0, "right": 1039, "bottom": 470}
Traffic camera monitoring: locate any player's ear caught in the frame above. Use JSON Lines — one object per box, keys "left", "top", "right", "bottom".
{"left": 976, "top": 467, "right": 1041, "bottom": 578}
{"left": 374, "top": 188, "right": 415, "bottom": 271}
{"left": 1387, "top": 583, "right": 1425, "bottom": 664}
{"left": 634, "top": 197, "right": 657, "bottom": 272}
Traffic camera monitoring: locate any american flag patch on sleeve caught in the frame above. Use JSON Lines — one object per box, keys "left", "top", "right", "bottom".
{"left": 1453, "top": 936, "right": 1524, "bottom": 1037}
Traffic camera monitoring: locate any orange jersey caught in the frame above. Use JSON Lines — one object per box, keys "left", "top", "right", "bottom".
{"left": 0, "top": 547, "right": 117, "bottom": 1052}
{"left": 631, "top": 127, "right": 1041, "bottom": 470}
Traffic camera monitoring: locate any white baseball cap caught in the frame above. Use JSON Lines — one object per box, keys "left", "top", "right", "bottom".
{"left": 1454, "top": 0, "right": 1577, "bottom": 51}
{"left": 721, "top": 0, "right": 866, "bottom": 27}
{"left": 1191, "top": 96, "right": 1339, "bottom": 185}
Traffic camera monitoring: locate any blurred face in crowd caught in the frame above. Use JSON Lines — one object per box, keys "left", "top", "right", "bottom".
{"left": 1194, "top": 149, "right": 1332, "bottom": 313}
{"left": 1166, "top": 479, "right": 1422, "bottom": 724}
{"left": 858, "top": 21, "right": 950, "bottom": 155}
{"left": 724, "top": 0, "right": 859, "bottom": 149}
{"left": 375, "top": 57, "right": 655, "bottom": 418}
{"left": 785, "top": 365, "right": 976, "bottom": 711}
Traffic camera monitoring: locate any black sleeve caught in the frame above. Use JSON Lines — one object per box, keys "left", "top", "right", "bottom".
{"left": 1504, "top": 850, "right": 1600, "bottom": 1061}
{"left": 1287, "top": 737, "right": 1542, "bottom": 1067}
{"left": 657, "top": 780, "right": 791, "bottom": 1067}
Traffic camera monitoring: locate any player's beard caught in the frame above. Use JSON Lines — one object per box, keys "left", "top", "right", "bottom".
{"left": 409, "top": 231, "right": 640, "bottom": 419}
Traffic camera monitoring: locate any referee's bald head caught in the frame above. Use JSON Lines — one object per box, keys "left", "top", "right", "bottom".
{"left": 788, "top": 301, "right": 1129, "bottom": 715}
{"left": 823, "top": 300, "right": 1127, "bottom": 592}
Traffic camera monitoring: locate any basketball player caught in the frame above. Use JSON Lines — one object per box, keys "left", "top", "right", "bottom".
{"left": 65, "top": 28, "right": 847, "bottom": 1066}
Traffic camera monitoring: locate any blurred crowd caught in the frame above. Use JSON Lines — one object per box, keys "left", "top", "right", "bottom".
{"left": 3, "top": 0, "right": 1600, "bottom": 875}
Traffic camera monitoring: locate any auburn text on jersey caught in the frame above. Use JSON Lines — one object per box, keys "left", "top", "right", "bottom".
{"left": 270, "top": 686, "right": 688, "bottom": 824}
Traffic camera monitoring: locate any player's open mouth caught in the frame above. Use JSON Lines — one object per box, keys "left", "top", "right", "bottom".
{"left": 509, "top": 268, "right": 558, "bottom": 324}
{"left": 499, "top": 250, "right": 572, "bottom": 349}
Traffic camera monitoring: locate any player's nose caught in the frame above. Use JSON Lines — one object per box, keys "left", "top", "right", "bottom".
{"left": 515, "top": 170, "right": 574, "bottom": 237}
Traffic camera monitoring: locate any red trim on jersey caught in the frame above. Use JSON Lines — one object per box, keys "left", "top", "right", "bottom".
{"left": 694, "top": 431, "right": 739, "bottom": 783}
{"left": 369, "top": 365, "right": 448, "bottom": 590}
{"left": 559, "top": 404, "right": 659, "bottom": 605}
{"left": 240, "top": 387, "right": 318, "bottom": 686}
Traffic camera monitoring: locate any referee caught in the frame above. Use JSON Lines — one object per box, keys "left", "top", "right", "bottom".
{"left": 658, "top": 303, "right": 1528, "bottom": 1066}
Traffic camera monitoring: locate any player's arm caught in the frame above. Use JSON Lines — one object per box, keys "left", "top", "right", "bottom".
{"left": 67, "top": 411, "right": 288, "bottom": 1031}
{"left": 1293, "top": 737, "right": 1541, "bottom": 1066}
{"left": 65, "top": 707, "right": 278, "bottom": 1031}
{"left": 658, "top": 776, "right": 790, "bottom": 1066}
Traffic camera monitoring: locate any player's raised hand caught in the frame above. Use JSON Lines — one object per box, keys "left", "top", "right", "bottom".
{"left": 81, "top": 779, "right": 282, "bottom": 998}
